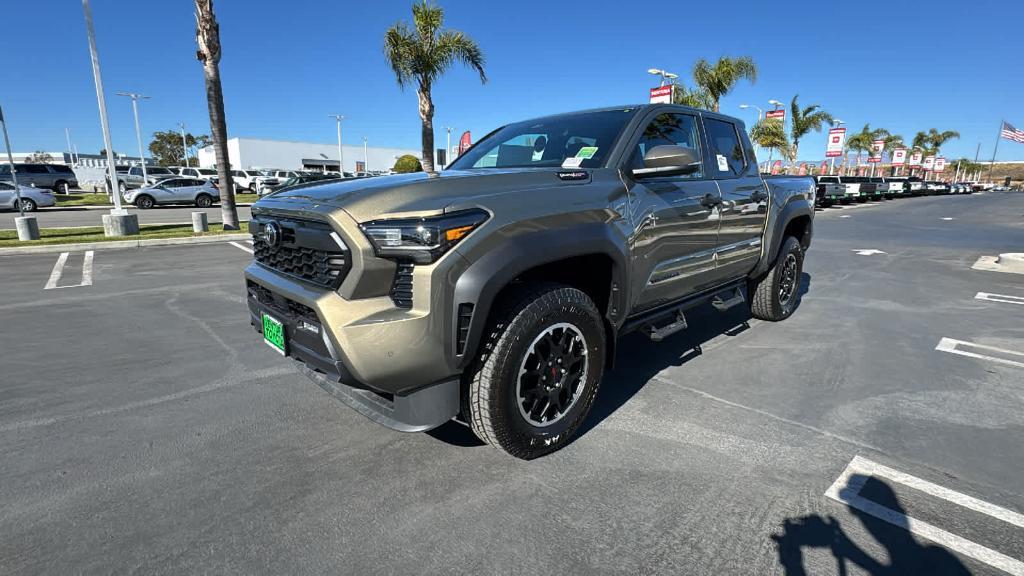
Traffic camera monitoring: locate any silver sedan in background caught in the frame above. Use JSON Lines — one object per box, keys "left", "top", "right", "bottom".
{"left": 0, "top": 181, "right": 56, "bottom": 212}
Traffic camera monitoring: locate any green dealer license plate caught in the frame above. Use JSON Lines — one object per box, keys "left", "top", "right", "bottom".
{"left": 262, "top": 313, "right": 286, "bottom": 355}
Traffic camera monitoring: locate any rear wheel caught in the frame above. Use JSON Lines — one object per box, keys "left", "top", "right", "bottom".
{"left": 118, "top": 181, "right": 127, "bottom": 194}
{"left": 55, "top": 181, "right": 69, "bottom": 195}
{"left": 195, "top": 194, "right": 213, "bottom": 208}
{"left": 466, "top": 283, "right": 605, "bottom": 459}
{"left": 135, "top": 195, "right": 155, "bottom": 209}
{"left": 749, "top": 236, "right": 804, "bottom": 322}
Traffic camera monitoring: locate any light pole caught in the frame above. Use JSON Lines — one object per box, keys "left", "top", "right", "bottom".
{"left": 178, "top": 121, "right": 189, "bottom": 167}
{"left": 0, "top": 106, "right": 25, "bottom": 218}
{"left": 82, "top": 0, "right": 124, "bottom": 213}
{"left": 830, "top": 119, "right": 845, "bottom": 175}
{"left": 65, "top": 128, "right": 76, "bottom": 167}
{"left": 647, "top": 68, "right": 678, "bottom": 87}
{"left": 739, "top": 104, "right": 764, "bottom": 168}
{"left": 329, "top": 114, "right": 345, "bottom": 175}
{"left": 739, "top": 103, "right": 763, "bottom": 121}
{"left": 363, "top": 137, "right": 368, "bottom": 174}
{"left": 117, "top": 92, "right": 150, "bottom": 184}
{"left": 445, "top": 126, "right": 452, "bottom": 168}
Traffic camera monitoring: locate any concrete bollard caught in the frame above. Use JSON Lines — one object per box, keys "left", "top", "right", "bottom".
{"left": 15, "top": 216, "right": 40, "bottom": 241}
{"left": 102, "top": 213, "right": 140, "bottom": 237}
{"left": 192, "top": 211, "right": 209, "bottom": 233}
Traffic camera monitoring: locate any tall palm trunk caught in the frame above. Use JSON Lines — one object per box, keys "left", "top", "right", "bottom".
{"left": 417, "top": 85, "right": 435, "bottom": 174}
{"left": 195, "top": 0, "right": 238, "bottom": 230}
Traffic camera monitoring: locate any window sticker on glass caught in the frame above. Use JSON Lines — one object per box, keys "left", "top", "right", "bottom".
{"left": 562, "top": 156, "right": 584, "bottom": 169}
{"left": 717, "top": 154, "right": 729, "bottom": 172}
{"left": 575, "top": 146, "right": 598, "bottom": 159}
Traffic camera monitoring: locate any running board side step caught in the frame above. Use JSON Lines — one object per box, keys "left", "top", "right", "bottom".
{"left": 633, "top": 282, "right": 749, "bottom": 342}
{"left": 711, "top": 286, "right": 745, "bottom": 311}
{"left": 646, "top": 310, "right": 688, "bottom": 342}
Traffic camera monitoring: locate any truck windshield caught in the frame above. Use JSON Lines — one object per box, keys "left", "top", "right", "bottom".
{"left": 449, "top": 108, "right": 638, "bottom": 170}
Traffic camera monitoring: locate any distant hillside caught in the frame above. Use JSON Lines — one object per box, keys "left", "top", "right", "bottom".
{"left": 985, "top": 162, "right": 1024, "bottom": 184}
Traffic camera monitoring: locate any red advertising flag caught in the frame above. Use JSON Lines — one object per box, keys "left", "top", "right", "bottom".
{"left": 825, "top": 127, "right": 846, "bottom": 158}
{"left": 458, "top": 131, "right": 472, "bottom": 154}
{"left": 934, "top": 157, "right": 946, "bottom": 172}
{"left": 649, "top": 85, "right": 673, "bottom": 104}
{"left": 819, "top": 160, "right": 829, "bottom": 174}
{"left": 891, "top": 148, "right": 907, "bottom": 166}
{"left": 771, "top": 160, "right": 782, "bottom": 175}
{"left": 798, "top": 163, "right": 807, "bottom": 175}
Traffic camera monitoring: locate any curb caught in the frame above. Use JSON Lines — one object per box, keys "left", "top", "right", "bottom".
{"left": 46, "top": 203, "right": 254, "bottom": 211}
{"left": 0, "top": 233, "right": 252, "bottom": 256}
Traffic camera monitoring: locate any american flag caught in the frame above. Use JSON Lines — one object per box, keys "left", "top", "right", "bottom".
{"left": 1001, "top": 121, "right": 1024, "bottom": 144}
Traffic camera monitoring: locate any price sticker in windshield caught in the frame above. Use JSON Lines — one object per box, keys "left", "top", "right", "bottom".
{"left": 575, "top": 146, "right": 598, "bottom": 159}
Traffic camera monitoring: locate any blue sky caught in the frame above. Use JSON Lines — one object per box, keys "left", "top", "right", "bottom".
{"left": 3, "top": 0, "right": 1023, "bottom": 162}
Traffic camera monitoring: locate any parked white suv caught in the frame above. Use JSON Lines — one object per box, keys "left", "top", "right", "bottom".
{"left": 178, "top": 167, "right": 218, "bottom": 179}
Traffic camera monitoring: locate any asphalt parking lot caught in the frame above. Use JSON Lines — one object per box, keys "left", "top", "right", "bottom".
{"left": 0, "top": 205, "right": 254, "bottom": 229}
{"left": 1, "top": 192, "right": 1022, "bottom": 575}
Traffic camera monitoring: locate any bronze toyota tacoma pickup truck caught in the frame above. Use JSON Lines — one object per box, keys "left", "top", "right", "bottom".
{"left": 245, "top": 104, "right": 815, "bottom": 458}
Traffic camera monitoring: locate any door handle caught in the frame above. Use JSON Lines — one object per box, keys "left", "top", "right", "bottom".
{"left": 700, "top": 194, "right": 723, "bottom": 208}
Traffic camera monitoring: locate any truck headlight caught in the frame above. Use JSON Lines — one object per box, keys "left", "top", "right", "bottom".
{"left": 360, "top": 209, "right": 489, "bottom": 264}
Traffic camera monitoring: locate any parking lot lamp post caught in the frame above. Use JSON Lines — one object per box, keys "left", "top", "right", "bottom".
{"left": 647, "top": 68, "right": 678, "bottom": 87}
{"left": 117, "top": 92, "right": 150, "bottom": 184}
{"left": 739, "top": 104, "right": 764, "bottom": 163}
{"left": 82, "top": 0, "right": 124, "bottom": 213}
{"left": 329, "top": 114, "right": 344, "bottom": 175}
{"left": 0, "top": 106, "right": 25, "bottom": 218}
{"left": 178, "top": 122, "right": 189, "bottom": 167}
{"left": 363, "top": 137, "right": 368, "bottom": 174}
{"left": 445, "top": 127, "right": 452, "bottom": 168}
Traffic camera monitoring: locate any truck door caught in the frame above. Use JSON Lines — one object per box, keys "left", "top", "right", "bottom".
{"left": 624, "top": 111, "right": 723, "bottom": 314}
{"left": 703, "top": 117, "right": 769, "bottom": 281}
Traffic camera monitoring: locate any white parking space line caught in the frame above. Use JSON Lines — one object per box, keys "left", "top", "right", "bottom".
{"left": 935, "top": 337, "right": 1024, "bottom": 369}
{"left": 976, "top": 292, "right": 1024, "bottom": 306}
{"left": 80, "top": 251, "right": 94, "bottom": 287}
{"left": 826, "top": 456, "right": 1024, "bottom": 575}
{"left": 942, "top": 217, "right": 956, "bottom": 221}
{"left": 229, "top": 241, "right": 254, "bottom": 254}
{"left": 44, "top": 252, "right": 69, "bottom": 290}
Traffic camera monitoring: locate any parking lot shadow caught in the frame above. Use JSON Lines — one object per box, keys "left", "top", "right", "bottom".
{"left": 772, "top": 475, "right": 970, "bottom": 575}
{"left": 429, "top": 273, "right": 811, "bottom": 450}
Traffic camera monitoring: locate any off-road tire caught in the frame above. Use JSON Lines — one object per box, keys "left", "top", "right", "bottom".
{"left": 466, "top": 283, "right": 605, "bottom": 459}
{"left": 749, "top": 236, "right": 804, "bottom": 322}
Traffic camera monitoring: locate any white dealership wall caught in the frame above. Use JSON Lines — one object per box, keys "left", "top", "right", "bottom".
{"left": 197, "top": 137, "right": 418, "bottom": 173}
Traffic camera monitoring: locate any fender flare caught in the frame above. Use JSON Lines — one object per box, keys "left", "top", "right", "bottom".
{"left": 450, "top": 221, "right": 629, "bottom": 368}
{"left": 753, "top": 200, "right": 814, "bottom": 278}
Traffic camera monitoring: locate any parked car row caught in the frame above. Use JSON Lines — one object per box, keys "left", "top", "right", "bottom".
{"left": 814, "top": 175, "right": 981, "bottom": 207}
{"left": 0, "top": 163, "right": 78, "bottom": 194}
{"left": 0, "top": 180, "right": 56, "bottom": 212}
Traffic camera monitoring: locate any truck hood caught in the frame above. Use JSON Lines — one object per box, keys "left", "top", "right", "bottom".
{"left": 258, "top": 168, "right": 593, "bottom": 222}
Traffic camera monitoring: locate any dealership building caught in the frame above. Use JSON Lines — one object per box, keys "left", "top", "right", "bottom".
{"left": 197, "top": 137, "right": 418, "bottom": 174}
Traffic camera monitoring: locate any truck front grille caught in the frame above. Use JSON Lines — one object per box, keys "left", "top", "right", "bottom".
{"left": 251, "top": 217, "right": 349, "bottom": 289}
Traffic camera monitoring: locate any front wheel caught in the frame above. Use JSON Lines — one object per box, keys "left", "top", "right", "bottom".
{"left": 466, "top": 283, "right": 605, "bottom": 459}
{"left": 19, "top": 198, "right": 38, "bottom": 212}
{"left": 195, "top": 194, "right": 213, "bottom": 208}
{"left": 749, "top": 236, "right": 804, "bottom": 322}
{"left": 135, "top": 195, "right": 155, "bottom": 210}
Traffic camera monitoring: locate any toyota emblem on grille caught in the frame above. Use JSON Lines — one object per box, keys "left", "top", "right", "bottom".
{"left": 262, "top": 221, "right": 281, "bottom": 248}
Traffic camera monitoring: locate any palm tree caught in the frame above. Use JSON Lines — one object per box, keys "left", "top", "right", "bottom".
{"left": 670, "top": 82, "right": 713, "bottom": 110}
{"left": 692, "top": 56, "right": 757, "bottom": 112}
{"left": 749, "top": 118, "right": 790, "bottom": 170}
{"left": 845, "top": 124, "right": 878, "bottom": 176}
{"left": 787, "top": 95, "right": 832, "bottom": 165}
{"left": 926, "top": 128, "right": 960, "bottom": 156}
{"left": 384, "top": 1, "right": 486, "bottom": 174}
{"left": 195, "top": 0, "right": 238, "bottom": 230}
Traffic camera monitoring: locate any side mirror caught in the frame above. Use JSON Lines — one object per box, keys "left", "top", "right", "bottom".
{"left": 632, "top": 145, "right": 702, "bottom": 178}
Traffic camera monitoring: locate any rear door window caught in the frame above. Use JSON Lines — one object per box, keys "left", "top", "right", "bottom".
{"left": 23, "top": 164, "right": 50, "bottom": 174}
{"left": 703, "top": 118, "right": 746, "bottom": 177}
